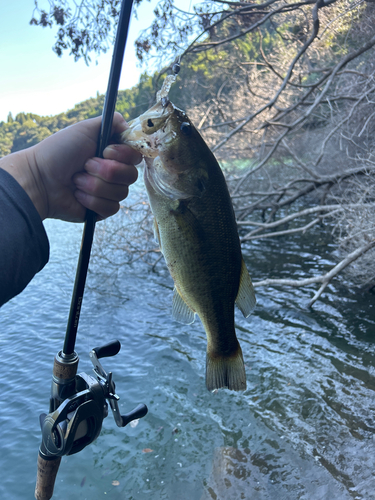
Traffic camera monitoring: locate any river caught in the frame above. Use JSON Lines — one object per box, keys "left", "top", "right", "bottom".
{"left": 0, "top": 200, "right": 374, "bottom": 499}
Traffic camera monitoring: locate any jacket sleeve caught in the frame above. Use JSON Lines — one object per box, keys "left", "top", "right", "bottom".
{"left": 0, "top": 168, "right": 49, "bottom": 306}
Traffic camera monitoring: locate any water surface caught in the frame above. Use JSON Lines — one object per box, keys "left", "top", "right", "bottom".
{"left": 0, "top": 215, "right": 374, "bottom": 500}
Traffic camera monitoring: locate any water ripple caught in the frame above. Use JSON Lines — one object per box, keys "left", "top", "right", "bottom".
{"left": 0, "top": 218, "right": 374, "bottom": 499}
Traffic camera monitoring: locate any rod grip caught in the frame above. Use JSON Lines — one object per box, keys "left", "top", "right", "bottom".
{"left": 35, "top": 452, "right": 61, "bottom": 500}
{"left": 53, "top": 352, "right": 79, "bottom": 381}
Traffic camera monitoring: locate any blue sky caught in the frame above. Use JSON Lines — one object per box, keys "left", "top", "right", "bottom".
{"left": 0, "top": 0, "right": 191, "bottom": 122}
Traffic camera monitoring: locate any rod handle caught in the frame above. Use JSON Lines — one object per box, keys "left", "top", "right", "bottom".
{"left": 35, "top": 452, "right": 61, "bottom": 500}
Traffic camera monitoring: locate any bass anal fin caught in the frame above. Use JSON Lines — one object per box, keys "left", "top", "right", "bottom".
{"left": 235, "top": 258, "right": 256, "bottom": 318}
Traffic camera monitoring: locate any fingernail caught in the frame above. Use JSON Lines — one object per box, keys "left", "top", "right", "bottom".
{"left": 85, "top": 158, "right": 101, "bottom": 173}
{"left": 103, "top": 145, "right": 122, "bottom": 159}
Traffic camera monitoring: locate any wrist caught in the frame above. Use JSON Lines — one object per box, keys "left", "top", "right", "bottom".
{"left": 0, "top": 148, "right": 48, "bottom": 220}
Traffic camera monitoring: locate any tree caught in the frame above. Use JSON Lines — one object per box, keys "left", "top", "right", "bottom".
{"left": 136, "top": 0, "right": 375, "bottom": 300}
{"left": 31, "top": 0, "right": 375, "bottom": 301}
{"left": 30, "top": 0, "right": 145, "bottom": 63}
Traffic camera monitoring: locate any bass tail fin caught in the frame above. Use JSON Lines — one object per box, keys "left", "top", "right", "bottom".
{"left": 206, "top": 345, "right": 246, "bottom": 392}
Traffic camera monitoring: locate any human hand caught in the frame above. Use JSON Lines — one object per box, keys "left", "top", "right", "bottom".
{"left": 0, "top": 113, "right": 141, "bottom": 222}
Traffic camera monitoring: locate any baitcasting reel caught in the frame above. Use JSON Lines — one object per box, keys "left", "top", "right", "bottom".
{"left": 35, "top": 340, "right": 147, "bottom": 500}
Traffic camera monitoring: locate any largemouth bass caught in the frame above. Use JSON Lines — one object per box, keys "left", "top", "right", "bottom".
{"left": 121, "top": 97, "right": 256, "bottom": 391}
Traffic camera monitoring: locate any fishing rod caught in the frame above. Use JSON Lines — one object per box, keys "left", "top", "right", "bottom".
{"left": 35, "top": 2, "right": 147, "bottom": 498}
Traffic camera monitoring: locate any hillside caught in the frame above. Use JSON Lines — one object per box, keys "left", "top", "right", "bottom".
{"left": 0, "top": 72, "right": 156, "bottom": 157}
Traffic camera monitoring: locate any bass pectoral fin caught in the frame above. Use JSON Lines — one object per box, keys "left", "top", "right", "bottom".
{"left": 235, "top": 259, "right": 256, "bottom": 318}
{"left": 172, "top": 287, "right": 195, "bottom": 325}
{"left": 153, "top": 217, "right": 162, "bottom": 250}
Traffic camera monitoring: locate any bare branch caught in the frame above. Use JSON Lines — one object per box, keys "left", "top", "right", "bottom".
{"left": 213, "top": 0, "right": 325, "bottom": 158}
{"left": 252, "top": 240, "right": 375, "bottom": 306}
{"left": 237, "top": 203, "right": 375, "bottom": 228}
{"left": 241, "top": 217, "right": 321, "bottom": 241}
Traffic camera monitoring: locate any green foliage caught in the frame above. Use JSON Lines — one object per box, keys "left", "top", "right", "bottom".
{"left": 116, "top": 73, "right": 155, "bottom": 121}
{"left": 0, "top": 111, "right": 78, "bottom": 156}
{"left": 11, "top": 120, "right": 51, "bottom": 152}
{"left": 0, "top": 65, "right": 196, "bottom": 157}
{"left": 0, "top": 72, "right": 156, "bottom": 157}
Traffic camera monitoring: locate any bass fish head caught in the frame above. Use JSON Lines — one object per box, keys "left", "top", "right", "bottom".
{"left": 121, "top": 98, "right": 210, "bottom": 200}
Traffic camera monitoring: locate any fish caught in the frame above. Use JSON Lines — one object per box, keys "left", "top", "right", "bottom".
{"left": 121, "top": 97, "right": 256, "bottom": 391}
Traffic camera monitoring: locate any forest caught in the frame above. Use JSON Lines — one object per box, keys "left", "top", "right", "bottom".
{"left": 3, "top": 0, "right": 375, "bottom": 304}
{"left": 0, "top": 72, "right": 156, "bottom": 157}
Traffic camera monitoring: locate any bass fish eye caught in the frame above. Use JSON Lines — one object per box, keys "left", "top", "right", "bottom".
{"left": 180, "top": 122, "right": 192, "bottom": 136}
{"left": 147, "top": 119, "right": 154, "bottom": 128}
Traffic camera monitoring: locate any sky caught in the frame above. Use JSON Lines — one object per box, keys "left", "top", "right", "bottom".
{"left": 0, "top": 0, "right": 192, "bottom": 123}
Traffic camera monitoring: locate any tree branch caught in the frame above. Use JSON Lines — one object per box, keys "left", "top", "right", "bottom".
{"left": 252, "top": 240, "right": 375, "bottom": 307}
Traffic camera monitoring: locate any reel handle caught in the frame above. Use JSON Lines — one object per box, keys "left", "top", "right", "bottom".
{"left": 121, "top": 403, "right": 148, "bottom": 427}
{"left": 89, "top": 341, "right": 149, "bottom": 427}
{"left": 35, "top": 452, "right": 61, "bottom": 500}
{"left": 93, "top": 340, "right": 121, "bottom": 359}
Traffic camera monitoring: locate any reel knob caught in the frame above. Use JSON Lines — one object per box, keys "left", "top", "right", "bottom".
{"left": 121, "top": 403, "right": 148, "bottom": 427}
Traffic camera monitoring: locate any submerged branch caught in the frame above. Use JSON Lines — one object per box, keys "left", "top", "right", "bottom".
{"left": 240, "top": 217, "right": 321, "bottom": 240}
{"left": 237, "top": 203, "right": 375, "bottom": 231}
{"left": 252, "top": 240, "right": 375, "bottom": 306}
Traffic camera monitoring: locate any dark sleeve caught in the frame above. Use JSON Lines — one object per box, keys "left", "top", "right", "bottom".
{"left": 0, "top": 168, "right": 49, "bottom": 306}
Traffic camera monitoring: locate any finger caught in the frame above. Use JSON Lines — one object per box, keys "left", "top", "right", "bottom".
{"left": 74, "top": 190, "right": 120, "bottom": 220}
{"left": 73, "top": 172, "right": 130, "bottom": 202}
{"left": 83, "top": 158, "right": 139, "bottom": 185}
{"left": 111, "top": 112, "right": 128, "bottom": 135}
{"left": 103, "top": 143, "right": 142, "bottom": 166}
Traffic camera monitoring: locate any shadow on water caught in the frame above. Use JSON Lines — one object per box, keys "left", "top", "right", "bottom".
{"left": 0, "top": 217, "right": 374, "bottom": 499}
